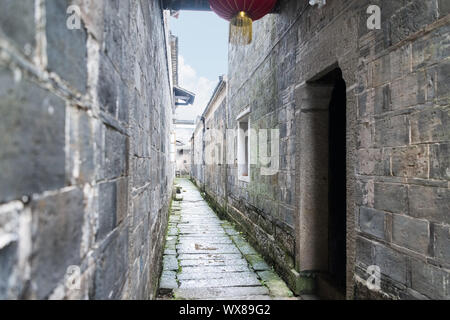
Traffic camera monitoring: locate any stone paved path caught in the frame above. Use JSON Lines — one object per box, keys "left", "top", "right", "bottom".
{"left": 158, "top": 178, "right": 297, "bottom": 300}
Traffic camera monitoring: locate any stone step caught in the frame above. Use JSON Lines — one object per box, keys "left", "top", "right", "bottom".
{"left": 179, "top": 258, "right": 248, "bottom": 267}
{"left": 178, "top": 271, "right": 258, "bottom": 281}
{"left": 178, "top": 253, "right": 242, "bottom": 260}
{"left": 173, "top": 286, "right": 270, "bottom": 299}
{"left": 179, "top": 277, "right": 262, "bottom": 288}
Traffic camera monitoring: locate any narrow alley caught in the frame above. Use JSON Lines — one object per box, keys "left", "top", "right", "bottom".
{"left": 0, "top": 0, "right": 449, "bottom": 303}
{"left": 158, "top": 179, "right": 297, "bottom": 300}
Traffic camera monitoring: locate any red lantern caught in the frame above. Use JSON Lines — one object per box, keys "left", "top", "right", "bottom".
{"left": 209, "top": 0, "right": 278, "bottom": 45}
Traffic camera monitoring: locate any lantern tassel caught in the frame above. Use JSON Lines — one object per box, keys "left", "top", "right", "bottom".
{"left": 229, "top": 11, "right": 252, "bottom": 45}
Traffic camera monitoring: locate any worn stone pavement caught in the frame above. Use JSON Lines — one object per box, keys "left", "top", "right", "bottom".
{"left": 158, "top": 179, "right": 301, "bottom": 300}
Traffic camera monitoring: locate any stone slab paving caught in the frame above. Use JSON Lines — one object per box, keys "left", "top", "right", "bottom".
{"left": 158, "top": 178, "right": 298, "bottom": 300}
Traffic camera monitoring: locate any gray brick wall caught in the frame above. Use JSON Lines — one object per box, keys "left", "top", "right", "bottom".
{"left": 206, "top": 0, "right": 449, "bottom": 299}
{"left": 355, "top": 0, "right": 450, "bottom": 300}
{"left": 0, "top": 0, "right": 173, "bottom": 299}
{"left": 203, "top": 96, "right": 228, "bottom": 208}
{"left": 224, "top": 1, "right": 300, "bottom": 292}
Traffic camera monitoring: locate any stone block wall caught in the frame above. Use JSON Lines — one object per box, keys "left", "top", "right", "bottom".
{"left": 203, "top": 89, "right": 228, "bottom": 209}
{"left": 354, "top": 0, "right": 450, "bottom": 300}
{"left": 196, "top": 0, "right": 449, "bottom": 299}
{"left": 0, "top": 0, "right": 173, "bottom": 299}
{"left": 191, "top": 120, "right": 205, "bottom": 188}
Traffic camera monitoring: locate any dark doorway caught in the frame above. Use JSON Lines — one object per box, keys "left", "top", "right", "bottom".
{"left": 327, "top": 69, "right": 347, "bottom": 293}
{"left": 299, "top": 66, "right": 347, "bottom": 298}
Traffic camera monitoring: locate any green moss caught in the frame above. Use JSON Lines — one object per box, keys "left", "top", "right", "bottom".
{"left": 202, "top": 191, "right": 228, "bottom": 220}
{"left": 286, "top": 270, "right": 316, "bottom": 295}
{"left": 257, "top": 270, "right": 294, "bottom": 297}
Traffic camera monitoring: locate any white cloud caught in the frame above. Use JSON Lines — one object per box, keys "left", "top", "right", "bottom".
{"left": 175, "top": 56, "right": 217, "bottom": 122}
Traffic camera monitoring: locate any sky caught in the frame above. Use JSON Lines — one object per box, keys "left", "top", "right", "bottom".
{"left": 170, "top": 11, "right": 228, "bottom": 122}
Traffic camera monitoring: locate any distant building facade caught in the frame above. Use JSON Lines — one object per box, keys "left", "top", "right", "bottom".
{"left": 191, "top": 76, "right": 227, "bottom": 204}
{"left": 174, "top": 120, "right": 195, "bottom": 176}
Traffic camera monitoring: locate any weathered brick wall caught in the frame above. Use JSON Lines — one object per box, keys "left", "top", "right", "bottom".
{"left": 225, "top": 0, "right": 308, "bottom": 294}
{"left": 203, "top": 89, "right": 228, "bottom": 209}
{"left": 354, "top": 0, "right": 450, "bottom": 300}
{"left": 220, "top": 0, "right": 449, "bottom": 299}
{"left": 191, "top": 120, "right": 205, "bottom": 187}
{"left": 0, "top": 0, "right": 173, "bottom": 299}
